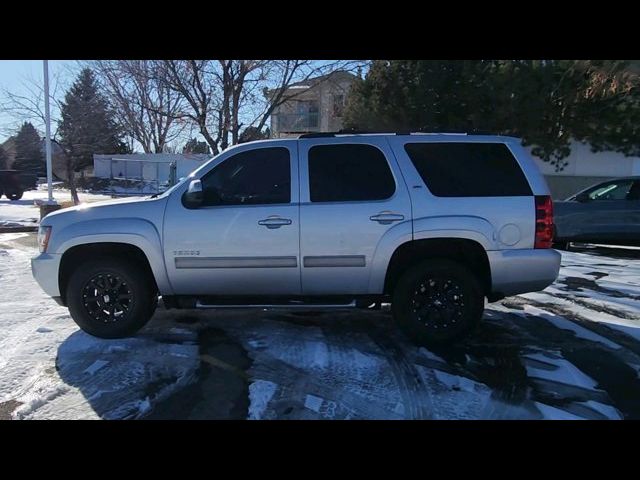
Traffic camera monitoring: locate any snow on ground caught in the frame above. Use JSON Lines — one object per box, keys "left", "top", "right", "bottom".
{"left": 0, "top": 234, "right": 198, "bottom": 419}
{"left": 0, "top": 187, "right": 123, "bottom": 228}
{"left": 1, "top": 232, "right": 640, "bottom": 420}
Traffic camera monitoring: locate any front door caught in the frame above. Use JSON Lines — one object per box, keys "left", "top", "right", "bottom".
{"left": 298, "top": 137, "right": 412, "bottom": 295}
{"left": 163, "top": 142, "right": 301, "bottom": 296}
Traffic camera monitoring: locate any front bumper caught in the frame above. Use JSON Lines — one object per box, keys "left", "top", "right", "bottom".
{"left": 31, "top": 253, "right": 62, "bottom": 298}
{"left": 488, "top": 248, "right": 561, "bottom": 297}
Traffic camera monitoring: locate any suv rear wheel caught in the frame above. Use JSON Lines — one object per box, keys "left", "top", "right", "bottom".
{"left": 66, "top": 258, "right": 158, "bottom": 338}
{"left": 392, "top": 259, "right": 484, "bottom": 346}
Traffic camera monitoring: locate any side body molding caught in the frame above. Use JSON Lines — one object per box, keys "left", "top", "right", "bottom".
{"left": 51, "top": 218, "right": 172, "bottom": 295}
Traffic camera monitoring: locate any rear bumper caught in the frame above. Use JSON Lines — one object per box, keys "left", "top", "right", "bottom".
{"left": 488, "top": 248, "right": 561, "bottom": 297}
{"left": 31, "top": 253, "right": 62, "bottom": 298}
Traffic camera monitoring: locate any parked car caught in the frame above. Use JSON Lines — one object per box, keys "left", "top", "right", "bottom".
{"left": 31, "top": 133, "right": 560, "bottom": 345}
{"left": 554, "top": 177, "right": 640, "bottom": 248}
{"left": 0, "top": 170, "right": 37, "bottom": 200}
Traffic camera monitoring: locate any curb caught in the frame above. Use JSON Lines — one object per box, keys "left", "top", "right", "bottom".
{"left": 0, "top": 226, "right": 38, "bottom": 233}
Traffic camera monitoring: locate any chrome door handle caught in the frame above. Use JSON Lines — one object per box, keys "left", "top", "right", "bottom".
{"left": 370, "top": 212, "right": 405, "bottom": 225}
{"left": 258, "top": 216, "right": 292, "bottom": 229}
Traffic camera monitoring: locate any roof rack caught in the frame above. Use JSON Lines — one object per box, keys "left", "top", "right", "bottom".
{"left": 296, "top": 129, "right": 496, "bottom": 139}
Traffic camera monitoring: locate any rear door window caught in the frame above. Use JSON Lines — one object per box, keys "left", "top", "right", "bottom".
{"left": 404, "top": 142, "right": 532, "bottom": 197}
{"left": 308, "top": 144, "right": 396, "bottom": 202}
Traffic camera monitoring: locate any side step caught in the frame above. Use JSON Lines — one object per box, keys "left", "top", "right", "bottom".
{"left": 162, "top": 295, "right": 387, "bottom": 310}
{"left": 195, "top": 300, "right": 357, "bottom": 309}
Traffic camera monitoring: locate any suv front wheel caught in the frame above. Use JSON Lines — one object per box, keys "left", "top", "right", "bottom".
{"left": 392, "top": 259, "right": 484, "bottom": 346}
{"left": 6, "top": 190, "right": 23, "bottom": 201}
{"left": 66, "top": 258, "right": 158, "bottom": 338}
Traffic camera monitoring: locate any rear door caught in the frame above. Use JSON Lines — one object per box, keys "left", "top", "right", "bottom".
{"left": 298, "top": 136, "right": 412, "bottom": 295}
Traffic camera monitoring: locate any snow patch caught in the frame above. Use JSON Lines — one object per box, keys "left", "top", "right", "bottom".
{"left": 83, "top": 360, "right": 110, "bottom": 376}
{"left": 248, "top": 380, "right": 278, "bottom": 420}
{"left": 535, "top": 402, "right": 586, "bottom": 420}
{"left": 304, "top": 394, "right": 324, "bottom": 413}
{"left": 523, "top": 352, "right": 599, "bottom": 391}
{"left": 578, "top": 401, "right": 623, "bottom": 420}
{"left": 523, "top": 304, "right": 622, "bottom": 349}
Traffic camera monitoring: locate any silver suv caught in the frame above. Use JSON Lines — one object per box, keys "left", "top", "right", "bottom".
{"left": 31, "top": 133, "right": 560, "bottom": 345}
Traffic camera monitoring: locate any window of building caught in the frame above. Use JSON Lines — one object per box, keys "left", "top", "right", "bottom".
{"left": 333, "top": 94, "right": 345, "bottom": 117}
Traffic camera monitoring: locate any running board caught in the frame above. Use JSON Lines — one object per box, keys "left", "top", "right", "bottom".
{"left": 195, "top": 300, "right": 357, "bottom": 309}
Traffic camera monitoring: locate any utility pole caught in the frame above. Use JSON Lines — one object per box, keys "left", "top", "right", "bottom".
{"left": 43, "top": 60, "right": 53, "bottom": 203}
{"left": 40, "top": 60, "right": 59, "bottom": 219}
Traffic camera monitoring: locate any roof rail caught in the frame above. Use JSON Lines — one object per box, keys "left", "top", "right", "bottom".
{"left": 297, "top": 129, "right": 499, "bottom": 139}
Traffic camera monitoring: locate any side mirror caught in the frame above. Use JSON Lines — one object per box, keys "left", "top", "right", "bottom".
{"left": 182, "top": 179, "right": 203, "bottom": 208}
{"left": 575, "top": 192, "right": 590, "bottom": 203}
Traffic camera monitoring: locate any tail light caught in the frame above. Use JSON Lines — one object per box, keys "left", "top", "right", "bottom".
{"left": 534, "top": 195, "right": 554, "bottom": 249}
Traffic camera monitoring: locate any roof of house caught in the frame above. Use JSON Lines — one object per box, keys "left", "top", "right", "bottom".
{"left": 265, "top": 70, "right": 358, "bottom": 97}
{"left": 286, "top": 70, "right": 358, "bottom": 89}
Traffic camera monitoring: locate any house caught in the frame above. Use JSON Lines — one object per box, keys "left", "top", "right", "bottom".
{"left": 268, "top": 71, "right": 358, "bottom": 137}
{"left": 93, "top": 153, "right": 211, "bottom": 186}
{"left": 527, "top": 142, "right": 640, "bottom": 199}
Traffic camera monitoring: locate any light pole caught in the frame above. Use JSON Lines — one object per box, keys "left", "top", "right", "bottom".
{"left": 43, "top": 60, "right": 54, "bottom": 204}
{"left": 39, "top": 60, "right": 60, "bottom": 220}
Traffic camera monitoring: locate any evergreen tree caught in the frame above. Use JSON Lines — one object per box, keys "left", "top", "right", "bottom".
{"left": 12, "top": 122, "right": 44, "bottom": 174}
{"left": 58, "top": 68, "right": 129, "bottom": 202}
{"left": 182, "top": 138, "right": 210, "bottom": 154}
{"left": 238, "top": 126, "right": 270, "bottom": 144}
{"left": 344, "top": 60, "right": 640, "bottom": 171}
{"left": 0, "top": 145, "right": 8, "bottom": 170}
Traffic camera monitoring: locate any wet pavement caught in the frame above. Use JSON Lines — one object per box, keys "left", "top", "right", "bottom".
{"left": 3, "top": 234, "right": 640, "bottom": 420}
{"left": 141, "top": 244, "right": 640, "bottom": 420}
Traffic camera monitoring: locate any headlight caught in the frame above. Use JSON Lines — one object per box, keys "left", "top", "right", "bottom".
{"left": 37, "top": 226, "right": 52, "bottom": 253}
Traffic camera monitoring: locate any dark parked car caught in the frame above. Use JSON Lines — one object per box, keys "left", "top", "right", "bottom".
{"left": 0, "top": 170, "right": 38, "bottom": 201}
{"left": 554, "top": 177, "right": 640, "bottom": 247}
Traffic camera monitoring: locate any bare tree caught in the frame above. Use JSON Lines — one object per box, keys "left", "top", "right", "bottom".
{"left": 0, "top": 69, "right": 68, "bottom": 138}
{"left": 153, "top": 60, "right": 223, "bottom": 154}
{"left": 152, "top": 60, "right": 367, "bottom": 154}
{"left": 91, "top": 60, "right": 187, "bottom": 153}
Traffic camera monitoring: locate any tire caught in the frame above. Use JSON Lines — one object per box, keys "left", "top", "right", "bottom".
{"left": 7, "top": 190, "right": 23, "bottom": 201}
{"left": 392, "top": 259, "right": 484, "bottom": 346}
{"left": 66, "top": 258, "right": 158, "bottom": 339}
{"left": 552, "top": 241, "right": 571, "bottom": 251}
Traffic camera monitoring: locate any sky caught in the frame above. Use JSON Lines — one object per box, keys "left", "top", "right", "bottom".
{"left": 0, "top": 60, "right": 78, "bottom": 142}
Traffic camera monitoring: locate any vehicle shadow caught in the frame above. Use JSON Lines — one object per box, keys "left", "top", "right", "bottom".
{"left": 0, "top": 199, "right": 36, "bottom": 206}
{"left": 54, "top": 309, "right": 252, "bottom": 420}
{"left": 54, "top": 324, "right": 202, "bottom": 419}
{"left": 54, "top": 304, "right": 634, "bottom": 420}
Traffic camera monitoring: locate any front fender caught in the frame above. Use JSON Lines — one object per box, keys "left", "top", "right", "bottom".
{"left": 52, "top": 218, "right": 172, "bottom": 295}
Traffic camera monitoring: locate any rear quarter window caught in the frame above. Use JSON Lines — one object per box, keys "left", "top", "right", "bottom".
{"left": 404, "top": 142, "right": 533, "bottom": 197}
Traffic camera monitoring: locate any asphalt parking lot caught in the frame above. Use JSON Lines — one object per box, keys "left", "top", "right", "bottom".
{"left": 1, "top": 233, "right": 640, "bottom": 420}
